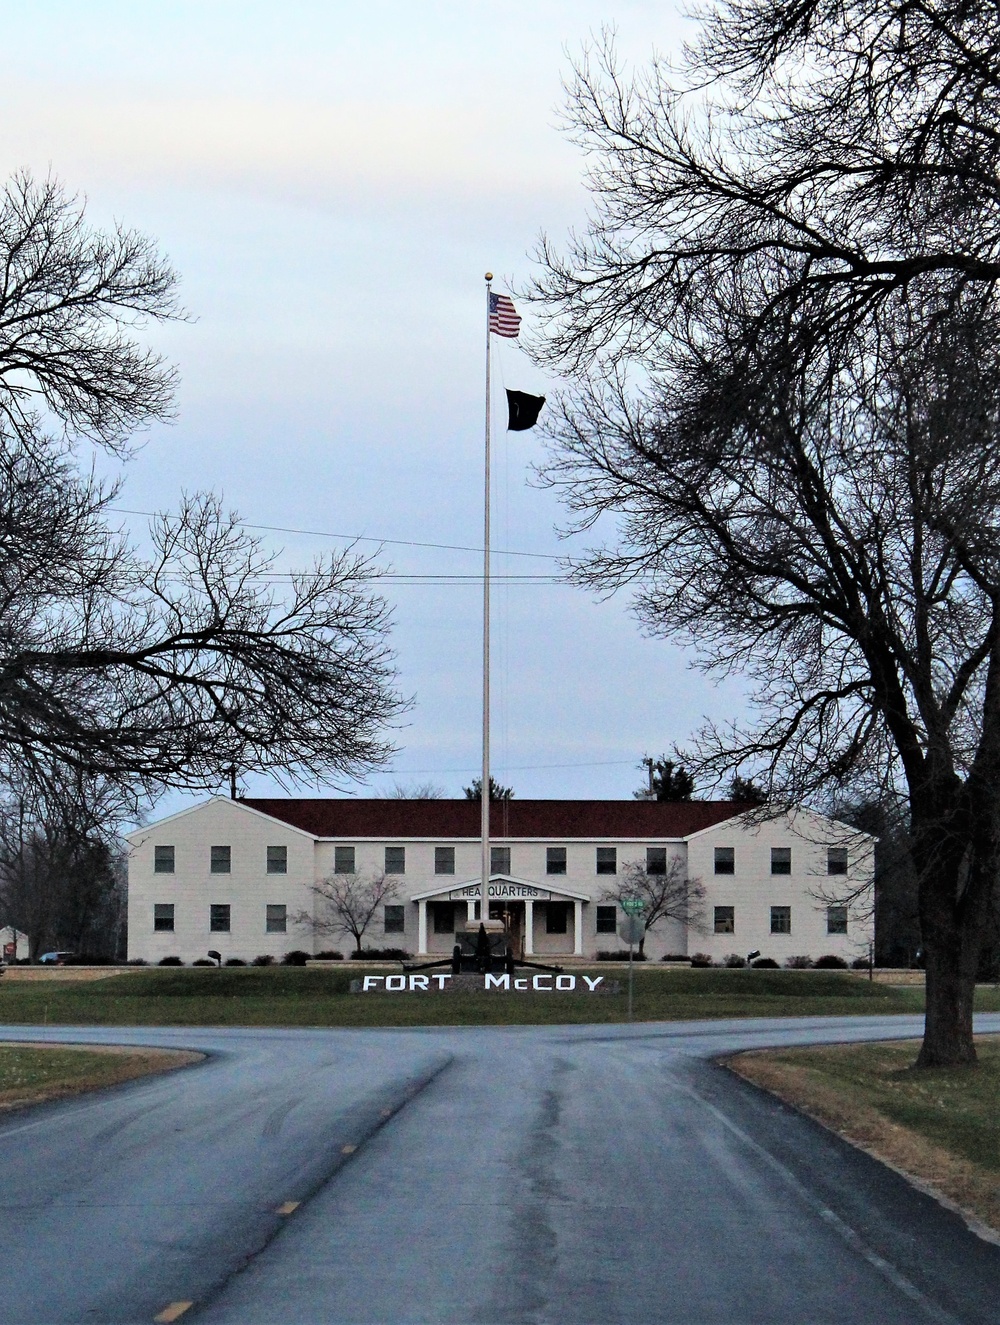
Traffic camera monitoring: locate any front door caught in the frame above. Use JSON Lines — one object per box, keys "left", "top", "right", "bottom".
{"left": 489, "top": 900, "right": 525, "bottom": 959}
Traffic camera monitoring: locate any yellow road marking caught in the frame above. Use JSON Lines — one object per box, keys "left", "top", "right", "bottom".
{"left": 275, "top": 1201, "right": 300, "bottom": 1215}
{"left": 341, "top": 1143, "right": 356, "bottom": 1153}
{"left": 154, "top": 1304, "right": 193, "bottom": 1323}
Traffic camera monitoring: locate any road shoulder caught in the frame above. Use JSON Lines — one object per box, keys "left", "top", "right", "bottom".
{"left": 725, "top": 1039, "right": 1000, "bottom": 1243}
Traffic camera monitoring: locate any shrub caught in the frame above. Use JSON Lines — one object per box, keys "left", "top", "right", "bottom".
{"left": 851, "top": 956, "right": 872, "bottom": 970}
{"left": 158, "top": 956, "right": 184, "bottom": 966}
{"left": 660, "top": 954, "right": 690, "bottom": 962}
{"left": 595, "top": 949, "right": 648, "bottom": 961}
{"left": 127, "top": 957, "right": 148, "bottom": 966}
{"left": 224, "top": 958, "right": 247, "bottom": 967}
{"left": 355, "top": 946, "right": 413, "bottom": 961}
{"left": 784, "top": 955, "right": 813, "bottom": 969}
{"left": 192, "top": 958, "right": 215, "bottom": 966}
{"left": 723, "top": 953, "right": 746, "bottom": 968}
{"left": 751, "top": 957, "right": 780, "bottom": 969}
{"left": 252, "top": 954, "right": 275, "bottom": 966}
{"left": 315, "top": 950, "right": 344, "bottom": 960}
{"left": 813, "top": 954, "right": 849, "bottom": 969}
{"left": 282, "top": 950, "right": 310, "bottom": 966}
{"left": 689, "top": 952, "right": 713, "bottom": 967}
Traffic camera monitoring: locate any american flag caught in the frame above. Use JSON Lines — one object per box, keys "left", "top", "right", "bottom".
{"left": 489, "top": 292, "right": 521, "bottom": 338}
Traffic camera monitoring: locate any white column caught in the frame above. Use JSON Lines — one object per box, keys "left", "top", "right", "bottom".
{"left": 418, "top": 900, "right": 428, "bottom": 955}
{"left": 524, "top": 898, "right": 534, "bottom": 956}
{"left": 574, "top": 900, "right": 583, "bottom": 956}
{"left": 467, "top": 898, "right": 477, "bottom": 923}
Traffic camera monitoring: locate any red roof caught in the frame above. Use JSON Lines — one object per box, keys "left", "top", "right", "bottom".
{"left": 240, "top": 798, "right": 746, "bottom": 840}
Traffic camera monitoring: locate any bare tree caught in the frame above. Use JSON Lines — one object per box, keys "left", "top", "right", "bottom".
{"left": 530, "top": 7, "right": 1000, "bottom": 1066}
{"left": 601, "top": 859, "right": 706, "bottom": 958}
{"left": 296, "top": 872, "right": 400, "bottom": 957}
{"left": 0, "top": 776, "right": 127, "bottom": 960}
{"left": 0, "top": 171, "right": 402, "bottom": 816}
{"left": 379, "top": 781, "right": 446, "bottom": 799}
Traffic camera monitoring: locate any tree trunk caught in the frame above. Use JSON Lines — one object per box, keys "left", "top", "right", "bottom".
{"left": 918, "top": 941, "right": 977, "bottom": 1066}
{"left": 913, "top": 811, "right": 991, "bottom": 1068}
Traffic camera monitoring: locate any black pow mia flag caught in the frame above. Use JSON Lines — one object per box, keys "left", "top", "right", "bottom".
{"left": 505, "top": 389, "right": 545, "bottom": 431}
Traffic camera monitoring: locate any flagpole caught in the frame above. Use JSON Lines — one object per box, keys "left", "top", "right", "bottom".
{"left": 481, "top": 273, "right": 492, "bottom": 926}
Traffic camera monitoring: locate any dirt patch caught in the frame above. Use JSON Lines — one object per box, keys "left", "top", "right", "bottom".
{"left": 726, "top": 1039, "right": 1000, "bottom": 1240}
{"left": 2, "top": 967, "right": 132, "bottom": 982}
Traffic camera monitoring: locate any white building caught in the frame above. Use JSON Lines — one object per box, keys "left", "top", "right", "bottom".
{"left": 0, "top": 927, "right": 29, "bottom": 962}
{"left": 126, "top": 797, "right": 873, "bottom": 964}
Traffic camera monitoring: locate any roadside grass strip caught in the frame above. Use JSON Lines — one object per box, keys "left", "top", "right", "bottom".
{"left": 727, "top": 1037, "right": 1000, "bottom": 1238}
{"left": 0, "top": 1044, "right": 202, "bottom": 1110}
{"left": 0, "top": 965, "right": 945, "bottom": 1026}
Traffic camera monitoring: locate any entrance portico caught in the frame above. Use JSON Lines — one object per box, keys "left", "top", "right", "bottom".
{"left": 410, "top": 875, "right": 589, "bottom": 957}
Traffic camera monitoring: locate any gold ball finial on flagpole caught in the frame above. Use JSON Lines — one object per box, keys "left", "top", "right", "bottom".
{"left": 485, "top": 272, "right": 493, "bottom": 281}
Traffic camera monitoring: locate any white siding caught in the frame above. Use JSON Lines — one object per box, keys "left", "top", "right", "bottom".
{"left": 127, "top": 801, "right": 874, "bottom": 964}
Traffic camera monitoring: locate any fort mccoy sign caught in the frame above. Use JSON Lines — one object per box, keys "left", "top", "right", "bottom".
{"left": 351, "top": 973, "right": 613, "bottom": 994}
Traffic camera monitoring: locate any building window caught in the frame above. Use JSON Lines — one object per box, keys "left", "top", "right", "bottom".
{"left": 770, "top": 905, "right": 791, "bottom": 934}
{"left": 546, "top": 902, "right": 568, "bottom": 934}
{"left": 266, "top": 904, "right": 287, "bottom": 933}
{"left": 334, "top": 845, "right": 355, "bottom": 874}
{"left": 154, "top": 845, "right": 175, "bottom": 874}
{"left": 647, "top": 847, "right": 667, "bottom": 876}
{"left": 546, "top": 847, "right": 567, "bottom": 875}
{"left": 596, "top": 847, "right": 617, "bottom": 875}
{"left": 384, "top": 905, "right": 405, "bottom": 934}
{"left": 770, "top": 847, "right": 792, "bottom": 875}
{"left": 827, "top": 847, "right": 848, "bottom": 876}
{"left": 491, "top": 846, "right": 511, "bottom": 874}
{"left": 210, "top": 845, "right": 231, "bottom": 874}
{"left": 267, "top": 845, "right": 287, "bottom": 875}
{"left": 596, "top": 905, "right": 617, "bottom": 934}
{"left": 210, "top": 904, "right": 231, "bottom": 933}
{"left": 434, "top": 846, "right": 455, "bottom": 875}
{"left": 385, "top": 846, "right": 405, "bottom": 874}
{"left": 432, "top": 902, "right": 455, "bottom": 934}
{"left": 714, "top": 847, "right": 735, "bottom": 875}
{"left": 153, "top": 903, "right": 174, "bottom": 932}
{"left": 827, "top": 905, "right": 849, "bottom": 935}
{"left": 714, "top": 906, "right": 735, "bottom": 934}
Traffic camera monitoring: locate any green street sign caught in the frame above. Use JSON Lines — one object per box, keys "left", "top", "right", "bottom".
{"left": 621, "top": 897, "right": 644, "bottom": 915}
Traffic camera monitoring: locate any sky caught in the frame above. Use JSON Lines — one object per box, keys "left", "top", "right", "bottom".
{"left": 0, "top": 1, "right": 747, "bottom": 813}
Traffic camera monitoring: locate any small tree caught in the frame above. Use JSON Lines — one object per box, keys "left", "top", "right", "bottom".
{"left": 634, "top": 757, "right": 694, "bottom": 802}
{"left": 728, "top": 775, "right": 768, "bottom": 806}
{"left": 601, "top": 859, "right": 706, "bottom": 957}
{"left": 463, "top": 777, "right": 515, "bottom": 801}
{"left": 296, "top": 872, "right": 399, "bottom": 957}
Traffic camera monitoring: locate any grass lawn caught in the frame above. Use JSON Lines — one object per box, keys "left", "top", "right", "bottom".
{"left": 727, "top": 1037, "right": 1000, "bottom": 1235}
{"left": 0, "top": 1044, "right": 202, "bottom": 1111}
{"left": 0, "top": 965, "right": 940, "bottom": 1028}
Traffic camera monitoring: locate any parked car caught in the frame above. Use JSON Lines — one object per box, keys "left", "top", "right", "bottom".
{"left": 38, "top": 951, "right": 75, "bottom": 965}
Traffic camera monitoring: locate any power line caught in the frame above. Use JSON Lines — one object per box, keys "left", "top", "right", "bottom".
{"left": 381, "top": 758, "right": 638, "bottom": 775}
{"left": 111, "top": 507, "right": 564, "bottom": 562}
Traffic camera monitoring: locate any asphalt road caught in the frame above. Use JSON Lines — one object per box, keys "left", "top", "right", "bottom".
{"left": 0, "top": 1014, "right": 998, "bottom": 1325}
